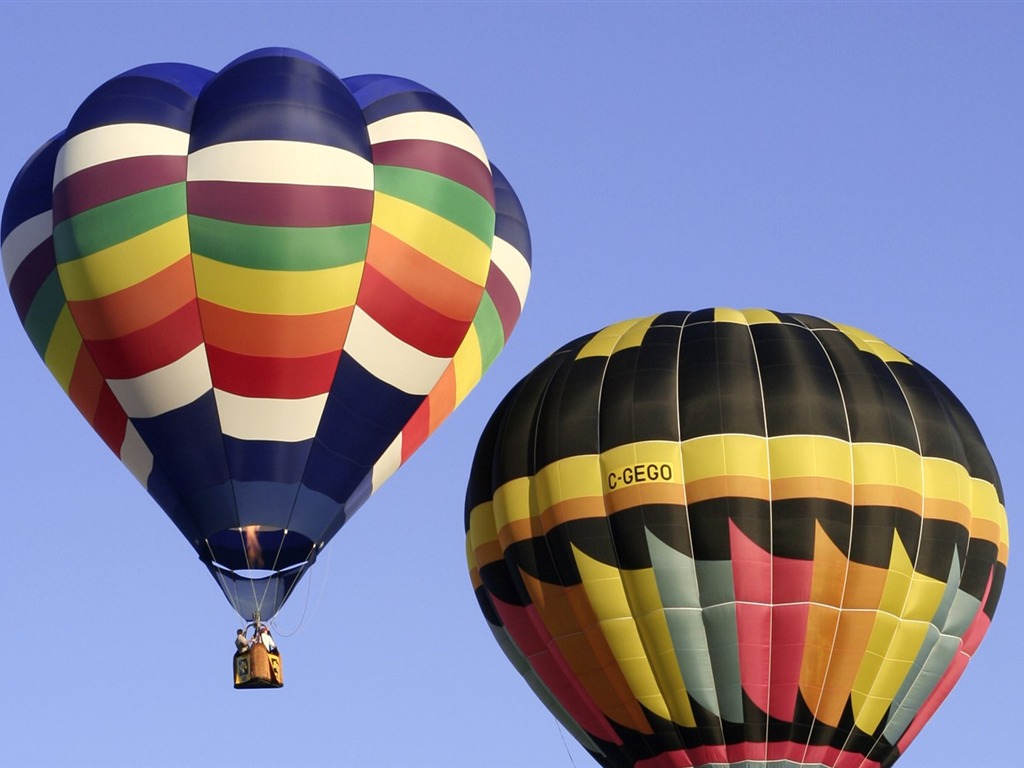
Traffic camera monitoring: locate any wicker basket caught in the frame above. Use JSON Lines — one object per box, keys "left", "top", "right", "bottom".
{"left": 234, "top": 643, "right": 284, "bottom": 689}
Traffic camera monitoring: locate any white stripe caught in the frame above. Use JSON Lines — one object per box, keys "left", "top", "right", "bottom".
{"left": 215, "top": 390, "right": 328, "bottom": 442}
{"left": 120, "top": 421, "right": 154, "bottom": 487}
{"left": 345, "top": 306, "right": 451, "bottom": 396}
{"left": 1, "top": 210, "right": 52, "bottom": 286}
{"left": 490, "top": 237, "right": 531, "bottom": 310}
{"left": 54, "top": 124, "right": 190, "bottom": 186}
{"left": 107, "top": 345, "right": 212, "bottom": 418}
{"left": 187, "top": 140, "right": 374, "bottom": 188}
{"left": 366, "top": 112, "right": 489, "bottom": 168}
{"left": 372, "top": 434, "right": 404, "bottom": 492}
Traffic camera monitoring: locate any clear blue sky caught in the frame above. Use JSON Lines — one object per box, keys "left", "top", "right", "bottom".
{"left": 1, "top": 3, "right": 1020, "bottom": 767}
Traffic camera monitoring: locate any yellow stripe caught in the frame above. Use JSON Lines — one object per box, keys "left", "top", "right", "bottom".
{"left": 492, "top": 476, "right": 535, "bottom": 528}
{"left": 57, "top": 216, "right": 189, "bottom": 300}
{"left": 680, "top": 434, "right": 769, "bottom": 483}
{"left": 878, "top": 531, "right": 914, "bottom": 617}
{"left": 193, "top": 254, "right": 363, "bottom": 314}
{"left": 739, "top": 308, "right": 782, "bottom": 325}
{"left": 834, "top": 323, "right": 911, "bottom": 365}
{"left": 713, "top": 307, "right": 747, "bottom": 325}
{"left": 372, "top": 192, "right": 491, "bottom": 286}
{"left": 572, "top": 545, "right": 673, "bottom": 722}
{"left": 451, "top": 324, "right": 482, "bottom": 406}
{"left": 854, "top": 620, "right": 930, "bottom": 734}
{"left": 44, "top": 306, "right": 83, "bottom": 392}
{"left": 903, "top": 570, "right": 947, "bottom": 622}
{"left": 619, "top": 567, "right": 696, "bottom": 726}
{"left": 922, "top": 456, "right": 971, "bottom": 507}
{"left": 535, "top": 455, "right": 605, "bottom": 513}
{"left": 853, "top": 443, "right": 923, "bottom": 495}
{"left": 969, "top": 478, "right": 1008, "bottom": 551}
{"left": 577, "top": 317, "right": 650, "bottom": 359}
{"left": 769, "top": 435, "right": 852, "bottom": 483}
{"left": 467, "top": 501, "right": 499, "bottom": 563}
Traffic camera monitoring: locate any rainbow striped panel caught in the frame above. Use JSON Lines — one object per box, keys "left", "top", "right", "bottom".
{"left": 2, "top": 49, "right": 532, "bottom": 621}
{"left": 466, "top": 310, "right": 1006, "bottom": 768}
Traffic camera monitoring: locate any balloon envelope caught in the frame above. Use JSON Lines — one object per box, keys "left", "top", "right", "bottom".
{"left": 2, "top": 48, "right": 531, "bottom": 621}
{"left": 466, "top": 309, "right": 1006, "bottom": 768}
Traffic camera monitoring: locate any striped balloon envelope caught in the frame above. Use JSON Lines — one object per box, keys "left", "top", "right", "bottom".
{"left": 2, "top": 48, "right": 531, "bottom": 622}
{"left": 466, "top": 309, "right": 1006, "bottom": 768}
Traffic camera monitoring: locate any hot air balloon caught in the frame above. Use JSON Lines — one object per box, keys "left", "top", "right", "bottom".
{"left": 2, "top": 49, "right": 531, "bottom": 646}
{"left": 466, "top": 309, "right": 1005, "bottom": 767}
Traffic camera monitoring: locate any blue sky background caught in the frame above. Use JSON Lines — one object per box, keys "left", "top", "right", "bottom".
{"left": 1, "top": 3, "right": 1020, "bottom": 767}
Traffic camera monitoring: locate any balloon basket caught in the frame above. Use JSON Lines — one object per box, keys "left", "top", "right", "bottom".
{"left": 234, "top": 643, "right": 283, "bottom": 689}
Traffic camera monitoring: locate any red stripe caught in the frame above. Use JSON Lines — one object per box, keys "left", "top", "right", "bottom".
{"left": 93, "top": 382, "right": 129, "bottom": 455}
{"left": 400, "top": 400, "right": 430, "bottom": 463}
{"left": 53, "top": 155, "right": 187, "bottom": 223}
{"left": 82, "top": 300, "right": 203, "bottom": 379}
{"left": 484, "top": 262, "right": 522, "bottom": 342}
{"left": 358, "top": 263, "right": 471, "bottom": 357}
{"left": 372, "top": 139, "right": 495, "bottom": 206}
{"left": 207, "top": 346, "right": 341, "bottom": 399}
{"left": 488, "top": 595, "right": 623, "bottom": 746}
{"left": 187, "top": 181, "right": 374, "bottom": 227}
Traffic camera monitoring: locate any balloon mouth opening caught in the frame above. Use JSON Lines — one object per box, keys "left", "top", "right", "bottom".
{"left": 202, "top": 526, "right": 317, "bottom": 574}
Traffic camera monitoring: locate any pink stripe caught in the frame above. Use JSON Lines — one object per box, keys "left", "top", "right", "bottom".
{"left": 53, "top": 155, "right": 187, "bottom": 223}
{"left": 484, "top": 261, "right": 522, "bottom": 342}
{"left": 730, "top": 520, "right": 771, "bottom": 603}
{"left": 489, "top": 595, "right": 623, "bottom": 745}
{"left": 897, "top": 571, "right": 996, "bottom": 753}
{"left": 635, "top": 742, "right": 883, "bottom": 768}
{"left": 187, "top": 180, "right": 373, "bottom": 227}
{"left": 730, "top": 521, "right": 772, "bottom": 713}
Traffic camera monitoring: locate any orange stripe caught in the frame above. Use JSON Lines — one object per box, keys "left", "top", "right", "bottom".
{"left": 197, "top": 300, "right": 353, "bottom": 358}
{"left": 473, "top": 539, "right": 504, "bottom": 569}
{"left": 924, "top": 497, "right": 971, "bottom": 527}
{"left": 605, "top": 482, "right": 686, "bottom": 512}
{"left": 772, "top": 476, "right": 852, "bottom": 502}
{"left": 684, "top": 475, "right": 770, "bottom": 503}
{"left": 67, "top": 348, "right": 105, "bottom": 425}
{"left": 425, "top": 363, "right": 456, "bottom": 434}
{"left": 854, "top": 484, "right": 922, "bottom": 511}
{"left": 521, "top": 573, "right": 653, "bottom": 734}
{"left": 67, "top": 256, "right": 195, "bottom": 341}
{"left": 803, "top": 610, "right": 877, "bottom": 726}
{"left": 366, "top": 224, "right": 482, "bottom": 321}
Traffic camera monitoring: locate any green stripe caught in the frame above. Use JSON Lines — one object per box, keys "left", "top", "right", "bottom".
{"left": 473, "top": 293, "right": 505, "bottom": 372}
{"left": 189, "top": 216, "right": 370, "bottom": 271}
{"left": 53, "top": 183, "right": 186, "bottom": 262}
{"left": 23, "top": 271, "right": 66, "bottom": 358}
{"left": 375, "top": 165, "right": 495, "bottom": 245}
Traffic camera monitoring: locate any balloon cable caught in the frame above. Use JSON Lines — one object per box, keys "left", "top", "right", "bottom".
{"left": 271, "top": 541, "right": 334, "bottom": 639}
{"left": 556, "top": 722, "right": 578, "bottom": 768}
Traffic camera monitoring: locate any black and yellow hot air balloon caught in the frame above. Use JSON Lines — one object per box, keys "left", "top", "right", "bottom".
{"left": 465, "top": 309, "right": 1007, "bottom": 768}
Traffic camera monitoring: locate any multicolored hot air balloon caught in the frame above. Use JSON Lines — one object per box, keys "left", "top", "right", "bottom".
{"left": 2, "top": 48, "right": 531, "bottom": 624}
{"left": 466, "top": 309, "right": 1006, "bottom": 768}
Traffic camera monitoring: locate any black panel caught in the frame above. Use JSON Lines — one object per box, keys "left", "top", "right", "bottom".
{"left": 536, "top": 354, "right": 607, "bottom": 466}
{"left": 915, "top": 362, "right": 1003, "bottom": 496}
{"left": 890, "top": 362, "right": 968, "bottom": 466}
{"left": 769, "top": 497, "right": 852, "bottom": 561}
{"left": 814, "top": 330, "right": 919, "bottom": 449}
{"left": 687, "top": 497, "right": 767, "bottom": 560}
{"left": 678, "top": 320, "right": 765, "bottom": 440}
{"left": 752, "top": 323, "right": 848, "bottom": 439}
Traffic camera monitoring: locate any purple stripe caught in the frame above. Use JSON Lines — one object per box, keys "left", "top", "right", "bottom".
{"left": 9, "top": 238, "right": 56, "bottom": 322}
{"left": 372, "top": 140, "right": 494, "bottom": 206}
{"left": 53, "top": 155, "right": 187, "bottom": 224}
{"left": 187, "top": 181, "right": 374, "bottom": 227}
